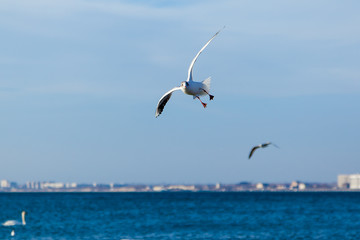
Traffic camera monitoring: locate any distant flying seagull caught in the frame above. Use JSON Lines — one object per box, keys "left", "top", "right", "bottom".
{"left": 248, "top": 142, "right": 279, "bottom": 159}
{"left": 155, "top": 27, "right": 224, "bottom": 118}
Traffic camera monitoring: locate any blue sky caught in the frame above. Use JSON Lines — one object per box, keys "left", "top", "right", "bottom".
{"left": 0, "top": 0, "right": 359, "bottom": 184}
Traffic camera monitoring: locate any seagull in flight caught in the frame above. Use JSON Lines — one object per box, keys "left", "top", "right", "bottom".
{"left": 155, "top": 27, "right": 224, "bottom": 118}
{"left": 248, "top": 142, "right": 279, "bottom": 159}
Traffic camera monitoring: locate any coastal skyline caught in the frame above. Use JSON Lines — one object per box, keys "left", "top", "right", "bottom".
{"left": 1, "top": 0, "right": 359, "bottom": 184}
{"left": 0, "top": 178, "right": 342, "bottom": 192}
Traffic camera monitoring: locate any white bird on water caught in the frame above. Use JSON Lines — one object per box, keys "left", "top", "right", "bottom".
{"left": 248, "top": 142, "right": 279, "bottom": 159}
{"left": 11, "top": 229, "right": 15, "bottom": 237}
{"left": 2, "top": 211, "right": 26, "bottom": 226}
{"left": 155, "top": 27, "right": 224, "bottom": 118}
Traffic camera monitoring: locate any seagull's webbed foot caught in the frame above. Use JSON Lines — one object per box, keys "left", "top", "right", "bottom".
{"left": 196, "top": 96, "right": 207, "bottom": 108}
{"left": 209, "top": 95, "right": 214, "bottom": 100}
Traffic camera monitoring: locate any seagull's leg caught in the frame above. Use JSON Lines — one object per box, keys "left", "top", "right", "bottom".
{"left": 196, "top": 96, "right": 207, "bottom": 108}
{"left": 200, "top": 88, "right": 214, "bottom": 100}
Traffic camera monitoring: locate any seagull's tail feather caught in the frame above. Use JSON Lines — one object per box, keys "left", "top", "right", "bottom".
{"left": 201, "top": 77, "right": 211, "bottom": 93}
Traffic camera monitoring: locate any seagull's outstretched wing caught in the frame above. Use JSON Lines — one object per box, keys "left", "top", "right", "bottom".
{"left": 249, "top": 142, "right": 279, "bottom": 159}
{"left": 261, "top": 142, "right": 272, "bottom": 148}
{"left": 155, "top": 87, "right": 181, "bottom": 118}
{"left": 262, "top": 142, "right": 279, "bottom": 148}
{"left": 249, "top": 146, "right": 260, "bottom": 159}
{"left": 187, "top": 27, "right": 224, "bottom": 82}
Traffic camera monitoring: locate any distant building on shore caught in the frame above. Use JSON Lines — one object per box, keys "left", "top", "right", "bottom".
{"left": 338, "top": 174, "right": 360, "bottom": 189}
{"left": 256, "top": 183, "right": 264, "bottom": 190}
{"left": 1, "top": 180, "right": 11, "bottom": 188}
{"left": 289, "top": 181, "right": 306, "bottom": 190}
{"left": 1, "top": 180, "right": 17, "bottom": 189}
{"left": 153, "top": 185, "right": 196, "bottom": 192}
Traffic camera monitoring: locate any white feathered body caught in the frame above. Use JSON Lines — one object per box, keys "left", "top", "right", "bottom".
{"left": 2, "top": 220, "right": 21, "bottom": 226}
{"left": 182, "top": 77, "right": 211, "bottom": 97}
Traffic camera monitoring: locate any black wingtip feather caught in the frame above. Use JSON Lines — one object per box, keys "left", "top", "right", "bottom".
{"left": 155, "top": 93, "right": 172, "bottom": 118}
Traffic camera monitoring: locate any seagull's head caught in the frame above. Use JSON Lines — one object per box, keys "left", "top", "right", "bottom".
{"left": 181, "top": 81, "right": 189, "bottom": 89}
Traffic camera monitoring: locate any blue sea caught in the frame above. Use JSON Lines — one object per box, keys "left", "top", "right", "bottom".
{"left": 0, "top": 192, "right": 359, "bottom": 239}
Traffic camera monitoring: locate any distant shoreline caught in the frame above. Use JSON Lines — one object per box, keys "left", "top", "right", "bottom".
{"left": 0, "top": 189, "right": 359, "bottom": 193}
{"left": 2, "top": 180, "right": 357, "bottom": 192}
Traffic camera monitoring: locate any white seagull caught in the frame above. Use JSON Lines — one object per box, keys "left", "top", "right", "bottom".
{"left": 2, "top": 211, "right": 26, "bottom": 226}
{"left": 248, "top": 142, "right": 279, "bottom": 159}
{"left": 155, "top": 27, "right": 224, "bottom": 118}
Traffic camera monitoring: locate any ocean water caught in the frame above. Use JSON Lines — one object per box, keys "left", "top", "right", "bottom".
{"left": 0, "top": 192, "right": 359, "bottom": 239}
